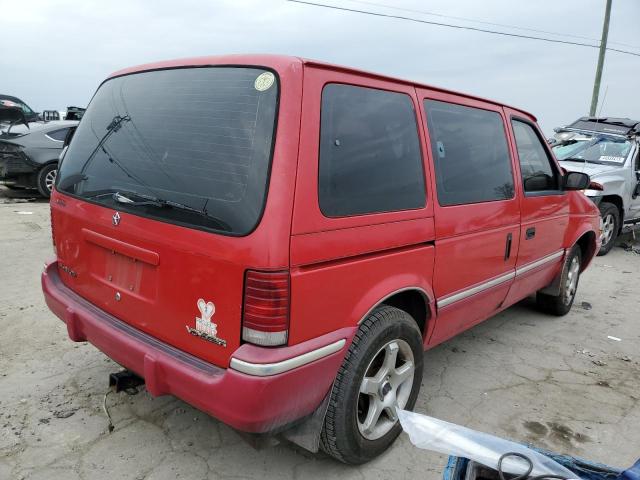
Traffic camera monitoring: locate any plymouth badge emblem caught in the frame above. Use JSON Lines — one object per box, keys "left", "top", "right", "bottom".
{"left": 112, "top": 212, "right": 121, "bottom": 226}
{"left": 186, "top": 298, "right": 226, "bottom": 347}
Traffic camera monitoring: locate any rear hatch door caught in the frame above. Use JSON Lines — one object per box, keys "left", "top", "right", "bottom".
{"left": 53, "top": 66, "right": 280, "bottom": 367}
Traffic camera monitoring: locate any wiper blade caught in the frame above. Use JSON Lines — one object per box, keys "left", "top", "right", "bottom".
{"left": 113, "top": 191, "right": 196, "bottom": 212}
{"left": 112, "top": 191, "right": 231, "bottom": 231}
{"left": 561, "top": 157, "right": 607, "bottom": 165}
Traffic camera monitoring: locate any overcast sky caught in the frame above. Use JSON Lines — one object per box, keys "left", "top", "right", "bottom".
{"left": 2, "top": 0, "right": 639, "bottom": 134}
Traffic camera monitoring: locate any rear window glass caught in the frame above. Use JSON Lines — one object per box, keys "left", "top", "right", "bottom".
{"left": 425, "top": 100, "right": 514, "bottom": 206}
{"left": 318, "top": 84, "right": 425, "bottom": 217}
{"left": 57, "top": 67, "right": 279, "bottom": 235}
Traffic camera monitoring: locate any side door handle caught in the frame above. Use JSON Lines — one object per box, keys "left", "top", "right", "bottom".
{"left": 526, "top": 227, "right": 536, "bottom": 240}
{"left": 504, "top": 233, "right": 513, "bottom": 260}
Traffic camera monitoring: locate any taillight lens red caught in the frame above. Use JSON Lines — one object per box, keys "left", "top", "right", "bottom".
{"left": 242, "top": 270, "right": 289, "bottom": 346}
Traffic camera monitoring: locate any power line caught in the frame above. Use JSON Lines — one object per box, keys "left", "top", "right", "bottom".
{"left": 343, "top": 0, "right": 640, "bottom": 51}
{"left": 287, "top": 0, "right": 640, "bottom": 58}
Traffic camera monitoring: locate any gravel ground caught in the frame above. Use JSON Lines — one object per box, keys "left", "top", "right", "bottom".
{"left": 1, "top": 185, "right": 639, "bottom": 480}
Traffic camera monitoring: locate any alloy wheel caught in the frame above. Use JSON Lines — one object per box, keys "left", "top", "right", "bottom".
{"left": 601, "top": 213, "right": 615, "bottom": 246}
{"left": 45, "top": 168, "right": 57, "bottom": 193}
{"left": 564, "top": 256, "right": 580, "bottom": 305}
{"left": 357, "top": 339, "right": 415, "bottom": 440}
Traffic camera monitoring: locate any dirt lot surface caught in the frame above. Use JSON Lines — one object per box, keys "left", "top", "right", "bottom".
{"left": 1, "top": 185, "right": 639, "bottom": 480}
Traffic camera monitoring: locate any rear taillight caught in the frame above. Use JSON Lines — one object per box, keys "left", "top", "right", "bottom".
{"left": 242, "top": 270, "right": 289, "bottom": 346}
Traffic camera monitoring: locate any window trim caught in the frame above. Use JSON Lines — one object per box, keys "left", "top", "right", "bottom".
{"left": 424, "top": 98, "right": 517, "bottom": 208}
{"left": 55, "top": 64, "right": 281, "bottom": 238}
{"left": 317, "top": 82, "right": 427, "bottom": 219}
{"left": 510, "top": 115, "right": 565, "bottom": 197}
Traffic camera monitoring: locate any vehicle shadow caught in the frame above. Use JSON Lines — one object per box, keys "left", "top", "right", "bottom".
{"left": 0, "top": 185, "right": 48, "bottom": 204}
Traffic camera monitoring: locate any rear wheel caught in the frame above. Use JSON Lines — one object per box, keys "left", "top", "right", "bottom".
{"left": 597, "top": 202, "right": 619, "bottom": 256}
{"left": 36, "top": 163, "right": 57, "bottom": 198}
{"left": 536, "top": 245, "right": 582, "bottom": 316}
{"left": 320, "top": 306, "right": 423, "bottom": 464}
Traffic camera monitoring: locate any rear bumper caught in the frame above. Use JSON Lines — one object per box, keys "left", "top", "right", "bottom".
{"left": 0, "top": 153, "right": 36, "bottom": 178}
{"left": 41, "top": 261, "right": 354, "bottom": 433}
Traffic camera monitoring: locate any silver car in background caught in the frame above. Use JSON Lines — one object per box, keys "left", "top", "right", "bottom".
{"left": 551, "top": 117, "right": 640, "bottom": 255}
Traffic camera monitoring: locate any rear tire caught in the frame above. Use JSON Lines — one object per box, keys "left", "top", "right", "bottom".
{"left": 320, "top": 306, "right": 423, "bottom": 464}
{"left": 597, "top": 202, "right": 619, "bottom": 256}
{"left": 36, "top": 163, "right": 57, "bottom": 198}
{"left": 536, "top": 245, "right": 582, "bottom": 316}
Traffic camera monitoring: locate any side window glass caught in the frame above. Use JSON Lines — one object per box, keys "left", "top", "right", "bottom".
{"left": 46, "top": 128, "right": 69, "bottom": 142}
{"left": 318, "top": 84, "right": 426, "bottom": 217}
{"left": 424, "top": 100, "right": 514, "bottom": 206}
{"left": 512, "top": 120, "right": 560, "bottom": 193}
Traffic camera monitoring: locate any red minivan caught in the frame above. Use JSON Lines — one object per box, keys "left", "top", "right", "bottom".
{"left": 42, "top": 54, "right": 600, "bottom": 463}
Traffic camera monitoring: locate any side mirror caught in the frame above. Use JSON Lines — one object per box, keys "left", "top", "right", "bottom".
{"left": 564, "top": 171, "right": 590, "bottom": 190}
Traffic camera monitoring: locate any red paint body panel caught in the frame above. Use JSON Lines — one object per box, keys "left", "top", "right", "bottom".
{"left": 415, "top": 90, "right": 521, "bottom": 344}
{"left": 42, "top": 54, "right": 600, "bottom": 435}
{"left": 42, "top": 262, "right": 352, "bottom": 433}
{"left": 289, "top": 244, "right": 436, "bottom": 345}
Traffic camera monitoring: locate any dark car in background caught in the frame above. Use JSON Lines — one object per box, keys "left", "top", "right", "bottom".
{"left": 0, "top": 94, "right": 40, "bottom": 123}
{"left": 0, "top": 121, "right": 78, "bottom": 197}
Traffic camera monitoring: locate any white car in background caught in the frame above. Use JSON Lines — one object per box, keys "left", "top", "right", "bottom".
{"left": 552, "top": 117, "right": 640, "bottom": 255}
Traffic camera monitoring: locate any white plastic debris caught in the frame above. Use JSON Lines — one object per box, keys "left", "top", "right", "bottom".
{"left": 607, "top": 336, "right": 622, "bottom": 342}
{"left": 15, "top": 211, "right": 33, "bottom": 215}
{"left": 398, "top": 410, "right": 576, "bottom": 478}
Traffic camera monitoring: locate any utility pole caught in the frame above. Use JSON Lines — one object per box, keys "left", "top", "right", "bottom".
{"left": 590, "top": 0, "right": 612, "bottom": 116}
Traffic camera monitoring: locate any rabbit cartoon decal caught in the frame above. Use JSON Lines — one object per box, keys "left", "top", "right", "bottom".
{"left": 186, "top": 298, "right": 227, "bottom": 347}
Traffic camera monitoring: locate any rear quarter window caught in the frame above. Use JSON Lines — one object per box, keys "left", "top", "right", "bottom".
{"left": 318, "top": 83, "right": 426, "bottom": 217}
{"left": 46, "top": 128, "right": 69, "bottom": 142}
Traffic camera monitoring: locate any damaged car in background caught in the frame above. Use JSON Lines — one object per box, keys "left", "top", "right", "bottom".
{"left": 0, "top": 105, "right": 78, "bottom": 197}
{"left": 0, "top": 94, "right": 40, "bottom": 123}
{"left": 551, "top": 117, "right": 640, "bottom": 255}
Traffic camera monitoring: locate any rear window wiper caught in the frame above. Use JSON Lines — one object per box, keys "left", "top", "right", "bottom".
{"left": 112, "top": 191, "right": 231, "bottom": 231}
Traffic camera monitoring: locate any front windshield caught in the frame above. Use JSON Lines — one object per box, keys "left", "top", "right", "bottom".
{"left": 553, "top": 135, "right": 631, "bottom": 165}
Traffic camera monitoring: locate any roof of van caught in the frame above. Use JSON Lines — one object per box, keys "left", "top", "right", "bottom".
{"left": 109, "top": 54, "right": 536, "bottom": 121}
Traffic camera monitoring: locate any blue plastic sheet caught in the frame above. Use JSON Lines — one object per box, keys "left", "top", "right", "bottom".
{"left": 443, "top": 451, "right": 640, "bottom": 480}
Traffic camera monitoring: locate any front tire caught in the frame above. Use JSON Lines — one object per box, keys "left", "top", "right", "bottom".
{"left": 320, "top": 306, "right": 423, "bottom": 464}
{"left": 36, "top": 163, "right": 57, "bottom": 198}
{"left": 536, "top": 245, "right": 582, "bottom": 316}
{"left": 597, "top": 202, "right": 619, "bottom": 256}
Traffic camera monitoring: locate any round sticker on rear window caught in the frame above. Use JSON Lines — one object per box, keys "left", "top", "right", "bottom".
{"left": 254, "top": 72, "right": 275, "bottom": 92}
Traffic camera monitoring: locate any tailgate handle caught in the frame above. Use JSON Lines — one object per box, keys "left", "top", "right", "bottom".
{"left": 526, "top": 227, "right": 536, "bottom": 240}
{"left": 82, "top": 229, "right": 160, "bottom": 266}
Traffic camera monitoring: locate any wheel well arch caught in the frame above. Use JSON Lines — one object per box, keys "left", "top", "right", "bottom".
{"left": 575, "top": 230, "right": 597, "bottom": 270}
{"left": 374, "top": 288, "right": 431, "bottom": 336}
{"left": 600, "top": 195, "right": 624, "bottom": 230}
